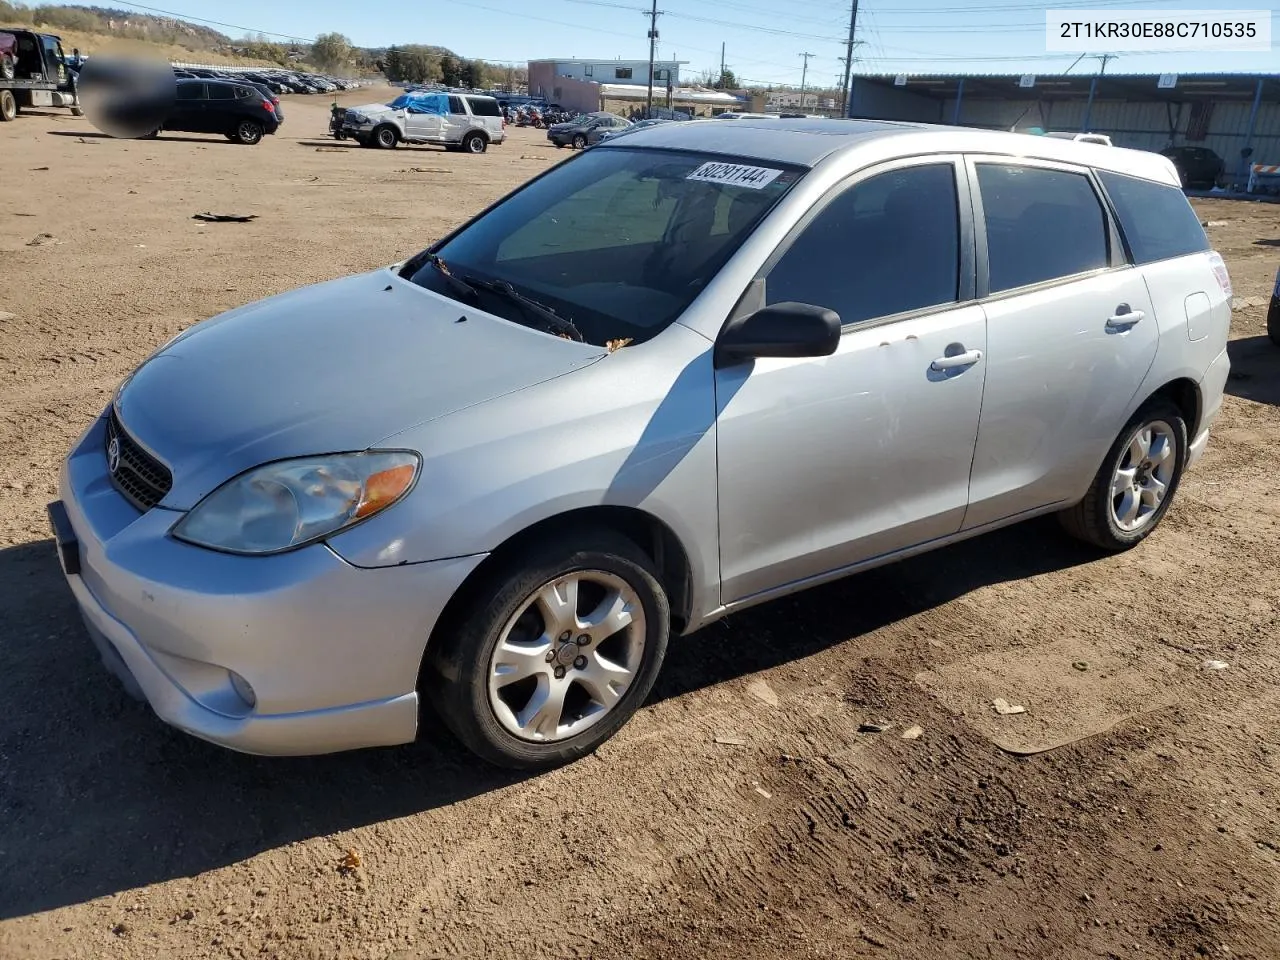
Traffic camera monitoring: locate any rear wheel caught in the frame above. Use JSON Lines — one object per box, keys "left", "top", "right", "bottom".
{"left": 426, "top": 530, "right": 670, "bottom": 770}
{"left": 572, "top": 133, "right": 587, "bottom": 149}
{"left": 0, "top": 90, "right": 16, "bottom": 122}
{"left": 462, "top": 132, "right": 487, "bottom": 154}
{"left": 373, "top": 124, "right": 398, "bottom": 149}
{"left": 0, "top": 56, "right": 14, "bottom": 81}
{"left": 1058, "top": 399, "right": 1187, "bottom": 551}
{"left": 232, "top": 119, "right": 263, "bottom": 145}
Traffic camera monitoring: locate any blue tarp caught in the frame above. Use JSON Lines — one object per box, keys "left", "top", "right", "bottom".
{"left": 387, "top": 91, "right": 450, "bottom": 115}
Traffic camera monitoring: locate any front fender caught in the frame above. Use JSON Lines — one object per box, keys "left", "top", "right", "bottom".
{"left": 325, "top": 324, "right": 722, "bottom": 620}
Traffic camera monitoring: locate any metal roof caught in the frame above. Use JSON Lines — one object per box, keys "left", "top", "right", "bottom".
{"left": 849, "top": 72, "right": 1279, "bottom": 103}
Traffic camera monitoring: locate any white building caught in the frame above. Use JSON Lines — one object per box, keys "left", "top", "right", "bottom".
{"left": 528, "top": 58, "right": 685, "bottom": 96}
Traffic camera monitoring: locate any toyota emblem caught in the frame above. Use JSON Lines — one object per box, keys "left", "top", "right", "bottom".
{"left": 107, "top": 436, "right": 121, "bottom": 475}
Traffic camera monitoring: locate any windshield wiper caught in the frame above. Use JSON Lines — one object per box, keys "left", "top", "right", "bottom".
{"left": 422, "top": 253, "right": 480, "bottom": 302}
{"left": 464, "top": 277, "right": 586, "bottom": 343}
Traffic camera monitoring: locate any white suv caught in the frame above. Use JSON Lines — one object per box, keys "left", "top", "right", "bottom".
{"left": 343, "top": 91, "right": 505, "bottom": 153}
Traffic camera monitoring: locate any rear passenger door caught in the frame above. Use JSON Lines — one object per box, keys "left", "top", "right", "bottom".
{"left": 201, "top": 81, "right": 238, "bottom": 133}
{"left": 962, "top": 157, "right": 1160, "bottom": 530}
{"left": 444, "top": 95, "right": 470, "bottom": 142}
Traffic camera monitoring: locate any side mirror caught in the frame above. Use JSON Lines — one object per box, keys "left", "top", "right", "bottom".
{"left": 714, "top": 301, "right": 842, "bottom": 368}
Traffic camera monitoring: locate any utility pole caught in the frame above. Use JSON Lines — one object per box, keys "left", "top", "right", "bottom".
{"left": 720, "top": 41, "right": 725, "bottom": 87}
{"left": 799, "top": 51, "right": 814, "bottom": 112}
{"left": 839, "top": 0, "right": 860, "bottom": 117}
{"left": 645, "top": 0, "right": 662, "bottom": 118}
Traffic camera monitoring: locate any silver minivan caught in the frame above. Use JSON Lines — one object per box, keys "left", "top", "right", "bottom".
{"left": 50, "top": 119, "right": 1232, "bottom": 769}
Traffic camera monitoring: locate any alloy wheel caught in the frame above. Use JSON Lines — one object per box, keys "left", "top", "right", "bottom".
{"left": 1110, "top": 420, "right": 1177, "bottom": 533}
{"left": 487, "top": 570, "right": 646, "bottom": 743}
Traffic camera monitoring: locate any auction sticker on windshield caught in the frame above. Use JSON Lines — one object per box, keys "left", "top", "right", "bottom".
{"left": 686, "top": 161, "right": 784, "bottom": 189}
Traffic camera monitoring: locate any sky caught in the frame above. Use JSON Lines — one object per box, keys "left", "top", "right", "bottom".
{"left": 109, "top": 0, "right": 1278, "bottom": 87}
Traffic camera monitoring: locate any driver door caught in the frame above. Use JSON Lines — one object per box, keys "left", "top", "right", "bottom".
{"left": 403, "top": 105, "right": 441, "bottom": 141}
{"left": 714, "top": 157, "right": 987, "bottom": 605}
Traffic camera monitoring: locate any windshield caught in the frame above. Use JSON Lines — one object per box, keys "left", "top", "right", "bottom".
{"left": 404, "top": 147, "right": 805, "bottom": 346}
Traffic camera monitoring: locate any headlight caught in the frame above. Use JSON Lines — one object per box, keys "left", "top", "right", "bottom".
{"left": 171, "top": 451, "right": 420, "bottom": 555}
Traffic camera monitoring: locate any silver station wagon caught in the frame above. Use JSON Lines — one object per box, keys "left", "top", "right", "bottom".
{"left": 50, "top": 118, "right": 1232, "bottom": 769}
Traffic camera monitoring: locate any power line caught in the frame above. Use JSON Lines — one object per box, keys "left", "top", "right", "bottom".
{"left": 94, "top": 0, "right": 314, "bottom": 42}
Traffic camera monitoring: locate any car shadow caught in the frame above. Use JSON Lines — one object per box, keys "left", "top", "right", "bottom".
{"left": 0, "top": 517, "right": 1098, "bottom": 918}
{"left": 1254, "top": 239, "right": 1280, "bottom": 247}
{"left": 45, "top": 130, "right": 242, "bottom": 145}
{"left": 1225, "top": 335, "right": 1280, "bottom": 407}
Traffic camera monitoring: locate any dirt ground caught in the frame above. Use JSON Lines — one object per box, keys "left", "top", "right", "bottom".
{"left": 2, "top": 89, "right": 1279, "bottom": 960}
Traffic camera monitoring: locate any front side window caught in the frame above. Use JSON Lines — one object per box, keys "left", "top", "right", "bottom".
{"left": 1098, "top": 170, "right": 1209, "bottom": 265}
{"left": 448, "top": 95, "right": 465, "bottom": 115}
{"left": 764, "top": 163, "right": 961, "bottom": 326}
{"left": 176, "top": 83, "right": 203, "bottom": 101}
{"left": 407, "top": 148, "right": 803, "bottom": 346}
{"left": 976, "top": 164, "right": 1109, "bottom": 293}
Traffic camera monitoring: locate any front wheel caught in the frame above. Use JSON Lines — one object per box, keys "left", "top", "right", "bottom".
{"left": 0, "top": 56, "right": 14, "bottom": 81}
{"left": 427, "top": 531, "right": 670, "bottom": 770}
{"left": 372, "top": 124, "right": 398, "bottom": 149}
{"left": 1058, "top": 399, "right": 1187, "bottom": 551}
{"left": 232, "top": 119, "right": 263, "bottom": 145}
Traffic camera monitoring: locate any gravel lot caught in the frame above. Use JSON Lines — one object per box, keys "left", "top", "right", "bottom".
{"left": 1, "top": 88, "right": 1278, "bottom": 960}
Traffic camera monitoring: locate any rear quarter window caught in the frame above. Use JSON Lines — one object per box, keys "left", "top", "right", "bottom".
{"left": 466, "top": 97, "right": 501, "bottom": 117}
{"left": 1098, "top": 170, "right": 1210, "bottom": 265}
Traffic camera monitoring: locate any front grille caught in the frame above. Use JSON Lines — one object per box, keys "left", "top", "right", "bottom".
{"left": 105, "top": 410, "right": 172, "bottom": 512}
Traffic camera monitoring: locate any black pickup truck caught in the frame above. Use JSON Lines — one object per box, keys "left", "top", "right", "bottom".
{"left": 0, "top": 28, "right": 82, "bottom": 121}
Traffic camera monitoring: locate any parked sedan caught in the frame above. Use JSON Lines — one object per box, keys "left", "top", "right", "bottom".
{"left": 51, "top": 120, "right": 1231, "bottom": 771}
{"left": 1160, "top": 146, "right": 1225, "bottom": 189}
{"left": 547, "top": 111, "right": 630, "bottom": 148}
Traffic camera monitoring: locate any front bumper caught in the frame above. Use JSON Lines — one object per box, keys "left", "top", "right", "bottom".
{"left": 51, "top": 413, "right": 486, "bottom": 756}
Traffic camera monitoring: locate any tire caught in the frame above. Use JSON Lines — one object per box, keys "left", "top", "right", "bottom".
{"left": 372, "top": 124, "right": 398, "bottom": 149}
{"left": 0, "top": 56, "right": 13, "bottom": 82}
{"left": 572, "top": 134, "right": 587, "bottom": 149}
{"left": 0, "top": 90, "right": 16, "bottom": 122}
{"left": 427, "top": 530, "right": 671, "bottom": 770}
{"left": 70, "top": 105, "right": 84, "bottom": 117}
{"left": 1058, "top": 399, "right": 1188, "bottom": 551}
{"left": 462, "top": 132, "right": 487, "bottom": 154}
{"left": 1268, "top": 301, "right": 1280, "bottom": 347}
{"left": 232, "top": 119, "right": 263, "bottom": 145}
{"left": 555, "top": 143, "right": 565, "bottom": 149}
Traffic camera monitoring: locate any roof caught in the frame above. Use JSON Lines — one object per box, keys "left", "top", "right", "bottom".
{"left": 598, "top": 82, "right": 745, "bottom": 103}
{"left": 597, "top": 116, "right": 1180, "bottom": 184}
{"left": 529, "top": 58, "right": 686, "bottom": 66}
{"left": 850, "top": 72, "right": 1280, "bottom": 103}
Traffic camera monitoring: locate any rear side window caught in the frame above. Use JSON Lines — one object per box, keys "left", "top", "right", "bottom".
{"left": 448, "top": 95, "right": 465, "bottom": 114}
{"left": 766, "top": 163, "right": 961, "bottom": 326}
{"left": 976, "top": 164, "right": 1109, "bottom": 293}
{"left": 466, "top": 97, "right": 501, "bottom": 117}
{"left": 207, "top": 83, "right": 234, "bottom": 101}
{"left": 1098, "top": 170, "right": 1210, "bottom": 265}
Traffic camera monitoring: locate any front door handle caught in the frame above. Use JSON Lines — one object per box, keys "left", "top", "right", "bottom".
{"left": 1106, "top": 308, "right": 1145, "bottom": 331}
{"left": 930, "top": 349, "right": 983, "bottom": 372}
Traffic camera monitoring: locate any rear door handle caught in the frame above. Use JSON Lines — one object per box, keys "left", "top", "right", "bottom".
{"left": 930, "top": 349, "right": 983, "bottom": 372}
{"left": 1106, "top": 309, "right": 1145, "bottom": 331}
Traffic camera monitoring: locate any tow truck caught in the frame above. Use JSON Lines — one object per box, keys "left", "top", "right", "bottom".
{"left": 0, "top": 27, "right": 82, "bottom": 122}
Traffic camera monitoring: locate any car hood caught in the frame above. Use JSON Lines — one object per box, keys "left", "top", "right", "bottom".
{"left": 348, "top": 103, "right": 400, "bottom": 118}
{"left": 113, "top": 269, "right": 606, "bottom": 509}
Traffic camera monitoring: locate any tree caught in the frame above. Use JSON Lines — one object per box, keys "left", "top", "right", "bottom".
{"left": 311, "top": 32, "right": 352, "bottom": 73}
{"left": 383, "top": 45, "right": 403, "bottom": 81}
{"left": 714, "top": 67, "right": 737, "bottom": 90}
{"left": 400, "top": 46, "right": 440, "bottom": 84}
{"left": 439, "top": 53, "right": 461, "bottom": 87}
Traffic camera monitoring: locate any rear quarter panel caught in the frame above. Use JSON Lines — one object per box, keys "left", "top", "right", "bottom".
{"left": 1130, "top": 252, "right": 1231, "bottom": 439}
